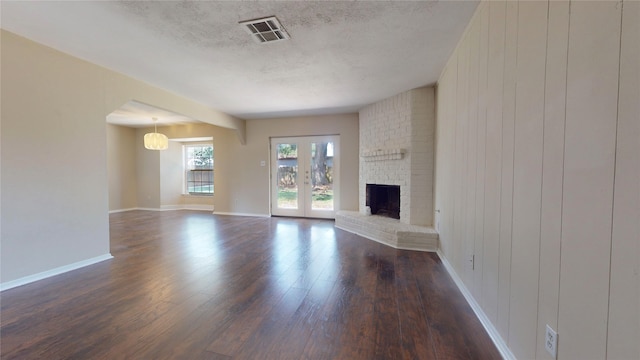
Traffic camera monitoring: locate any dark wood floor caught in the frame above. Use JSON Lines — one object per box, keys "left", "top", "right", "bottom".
{"left": 1, "top": 211, "right": 501, "bottom": 359}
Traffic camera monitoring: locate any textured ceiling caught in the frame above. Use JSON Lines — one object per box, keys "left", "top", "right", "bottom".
{"left": 1, "top": 1, "right": 478, "bottom": 122}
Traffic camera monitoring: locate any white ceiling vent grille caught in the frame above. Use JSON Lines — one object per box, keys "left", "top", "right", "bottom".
{"left": 239, "top": 16, "right": 290, "bottom": 44}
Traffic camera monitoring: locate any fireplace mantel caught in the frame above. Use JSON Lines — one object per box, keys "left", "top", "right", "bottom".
{"left": 361, "top": 148, "right": 406, "bottom": 161}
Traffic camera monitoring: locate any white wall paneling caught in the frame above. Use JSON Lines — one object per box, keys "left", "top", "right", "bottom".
{"left": 480, "top": 0, "right": 506, "bottom": 325}
{"left": 509, "top": 2, "right": 548, "bottom": 358}
{"left": 536, "top": 1, "right": 569, "bottom": 358}
{"left": 435, "top": 1, "right": 638, "bottom": 358}
{"left": 607, "top": 1, "right": 640, "bottom": 359}
{"left": 558, "top": 2, "right": 621, "bottom": 359}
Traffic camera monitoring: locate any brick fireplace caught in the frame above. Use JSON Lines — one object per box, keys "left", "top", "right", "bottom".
{"left": 336, "top": 87, "right": 438, "bottom": 251}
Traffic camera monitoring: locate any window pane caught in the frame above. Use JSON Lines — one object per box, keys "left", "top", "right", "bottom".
{"left": 310, "top": 141, "right": 333, "bottom": 210}
{"left": 185, "top": 144, "right": 214, "bottom": 195}
{"left": 276, "top": 143, "right": 298, "bottom": 209}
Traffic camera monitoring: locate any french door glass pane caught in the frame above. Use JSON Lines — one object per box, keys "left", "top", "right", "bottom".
{"left": 276, "top": 143, "right": 298, "bottom": 209}
{"left": 310, "top": 141, "right": 334, "bottom": 210}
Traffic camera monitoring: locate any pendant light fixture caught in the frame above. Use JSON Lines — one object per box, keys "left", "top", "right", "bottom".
{"left": 144, "top": 117, "right": 168, "bottom": 150}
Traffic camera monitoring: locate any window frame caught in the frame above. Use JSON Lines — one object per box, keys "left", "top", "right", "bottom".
{"left": 183, "top": 142, "right": 214, "bottom": 196}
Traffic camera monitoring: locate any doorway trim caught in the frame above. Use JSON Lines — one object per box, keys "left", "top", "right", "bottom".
{"left": 270, "top": 135, "right": 340, "bottom": 219}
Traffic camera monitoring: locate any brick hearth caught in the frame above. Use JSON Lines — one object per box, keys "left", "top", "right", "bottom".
{"left": 335, "top": 211, "right": 438, "bottom": 252}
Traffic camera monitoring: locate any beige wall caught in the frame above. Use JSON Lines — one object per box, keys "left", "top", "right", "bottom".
{"left": 0, "top": 30, "right": 245, "bottom": 284}
{"left": 107, "top": 124, "right": 137, "bottom": 211}
{"left": 110, "top": 116, "right": 358, "bottom": 216}
{"left": 434, "top": 1, "right": 639, "bottom": 359}
{"left": 1, "top": 30, "right": 111, "bottom": 283}
{"left": 222, "top": 114, "right": 359, "bottom": 216}
{"left": 108, "top": 122, "right": 231, "bottom": 211}
{"left": 155, "top": 123, "right": 233, "bottom": 210}
{"left": 134, "top": 127, "right": 161, "bottom": 209}
{"left": 160, "top": 141, "right": 184, "bottom": 208}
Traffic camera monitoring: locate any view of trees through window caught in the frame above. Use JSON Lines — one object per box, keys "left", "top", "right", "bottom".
{"left": 311, "top": 142, "right": 331, "bottom": 187}
{"left": 276, "top": 141, "right": 334, "bottom": 210}
{"left": 185, "top": 144, "right": 213, "bottom": 195}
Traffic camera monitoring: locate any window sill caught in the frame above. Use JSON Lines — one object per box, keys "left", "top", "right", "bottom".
{"left": 182, "top": 194, "right": 214, "bottom": 198}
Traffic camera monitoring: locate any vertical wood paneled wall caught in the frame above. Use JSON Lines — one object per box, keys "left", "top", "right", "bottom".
{"left": 434, "top": 1, "right": 639, "bottom": 359}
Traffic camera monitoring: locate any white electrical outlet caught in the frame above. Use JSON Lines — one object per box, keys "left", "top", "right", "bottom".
{"left": 545, "top": 325, "right": 558, "bottom": 358}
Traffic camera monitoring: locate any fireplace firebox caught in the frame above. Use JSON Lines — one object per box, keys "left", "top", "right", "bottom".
{"left": 366, "top": 184, "right": 400, "bottom": 219}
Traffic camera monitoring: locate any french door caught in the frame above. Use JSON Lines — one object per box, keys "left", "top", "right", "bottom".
{"left": 270, "top": 135, "right": 340, "bottom": 219}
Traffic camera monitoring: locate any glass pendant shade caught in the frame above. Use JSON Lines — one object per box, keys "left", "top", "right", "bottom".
{"left": 144, "top": 132, "right": 169, "bottom": 150}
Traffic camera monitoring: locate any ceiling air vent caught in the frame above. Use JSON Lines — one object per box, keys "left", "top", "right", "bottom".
{"left": 239, "top": 16, "right": 290, "bottom": 44}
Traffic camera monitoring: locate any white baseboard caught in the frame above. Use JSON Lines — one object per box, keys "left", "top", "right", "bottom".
{"left": 180, "top": 205, "right": 214, "bottom": 211}
{"left": 160, "top": 204, "right": 183, "bottom": 211}
{"left": 213, "top": 211, "right": 271, "bottom": 218}
{"left": 110, "top": 206, "right": 214, "bottom": 213}
{"left": 160, "top": 205, "right": 214, "bottom": 211}
{"left": 436, "top": 250, "right": 516, "bottom": 360}
{"left": 110, "top": 208, "right": 264, "bottom": 215}
{"left": 0, "top": 253, "right": 114, "bottom": 292}
{"left": 108, "top": 208, "right": 138, "bottom": 214}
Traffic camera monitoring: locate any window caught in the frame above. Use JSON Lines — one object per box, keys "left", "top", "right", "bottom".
{"left": 184, "top": 144, "right": 214, "bottom": 195}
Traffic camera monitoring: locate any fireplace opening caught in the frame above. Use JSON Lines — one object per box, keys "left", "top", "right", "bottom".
{"left": 366, "top": 184, "right": 400, "bottom": 220}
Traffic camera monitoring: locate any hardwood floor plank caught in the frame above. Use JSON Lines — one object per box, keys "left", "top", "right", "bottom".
{"left": 100, "top": 293, "right": 221, "bottom": 359}
{"left": 414, "top": 254, "right": 474, "bottom": 359}
{"left": 373, "top": 255, "right": 403, "bottom": 359}
{"left": 330, "top": 249, "right": 378, "bottom": 360}
{"left": 299, "top": 277, "right": 352, "bottom": 359}
{"left": 265, "top": 278, "right": 337, "bottom": 359}
{"left": 0, "top": 211, "right": 501, "bottom": 359}
{"left": 198, "top": 350, "right": 233, "bottom": 360}
{"left": 415, "top": 253, "right": 501, "bottom": 360}
{"left": 231, "top": 287, "right": 309, "bottom": 359}
{"left": 395, "top": 253, "right": 438, "bottom": 359}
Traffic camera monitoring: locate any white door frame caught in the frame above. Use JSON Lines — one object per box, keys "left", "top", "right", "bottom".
{"left": 270, "top": 135, "right": 340, "bottom": 219}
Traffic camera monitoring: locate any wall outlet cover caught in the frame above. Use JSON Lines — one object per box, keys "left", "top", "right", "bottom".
{"left": 545, "top": 324, "right": 558, "bottom": 358}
